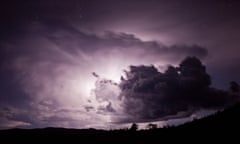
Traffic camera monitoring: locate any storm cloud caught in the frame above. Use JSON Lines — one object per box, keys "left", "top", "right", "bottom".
{"left": 118, "top": 57, "right": 239, "bottom": 123}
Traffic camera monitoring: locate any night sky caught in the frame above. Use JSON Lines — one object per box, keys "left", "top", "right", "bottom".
{"left": 0, "top": 0, "right": 240, "bottom": 129}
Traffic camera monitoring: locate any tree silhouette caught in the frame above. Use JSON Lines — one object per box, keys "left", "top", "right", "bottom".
{"left": 129, "top": 123, "right": 138, "bottom": 131}
{"left": 146, "top": 123, "right": 157, "bottom": 130}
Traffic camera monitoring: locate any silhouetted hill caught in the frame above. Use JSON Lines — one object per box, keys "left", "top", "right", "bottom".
{"left": 178, "top": 103, "right": 240, "bottom": 130}
{"left": 1, "top": 103, "right": 240, "bottom": 143}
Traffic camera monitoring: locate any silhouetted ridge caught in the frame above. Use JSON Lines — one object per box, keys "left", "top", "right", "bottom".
{"left": 178, "top": 102, "right": 240, "bottom": 129}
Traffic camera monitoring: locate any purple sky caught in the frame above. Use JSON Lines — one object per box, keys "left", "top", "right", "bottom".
{"left": 0, "top": 0, "right": 240, "bottom": 129}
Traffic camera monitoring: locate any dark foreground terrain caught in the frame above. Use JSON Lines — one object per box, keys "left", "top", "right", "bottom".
{"left": 1, "top": 103, "right": 240, "bottom": 143}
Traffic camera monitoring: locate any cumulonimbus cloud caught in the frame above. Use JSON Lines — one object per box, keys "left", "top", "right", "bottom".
{"left": 116, "top": 57, "right": 239, "bottom": 123}
{"left": 0, "top": 22, "right": 209, "bottom": 129}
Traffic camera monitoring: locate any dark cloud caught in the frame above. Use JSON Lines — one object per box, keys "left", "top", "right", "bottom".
{"left": 92, "top": 72, "right": 100, "bottom": 78}
{"left": 118, "top": 57, "right": 239, "bottom": 123}
{"left": 44, "top": 26, "right": 208, "bottom": 61}
{"left": 0, "top": 21, "right": 208, "bottom": 65}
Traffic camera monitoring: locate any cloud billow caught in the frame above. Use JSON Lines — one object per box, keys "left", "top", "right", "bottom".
{"left": 118, "top": 57, "right": 238, "bottom": 123}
